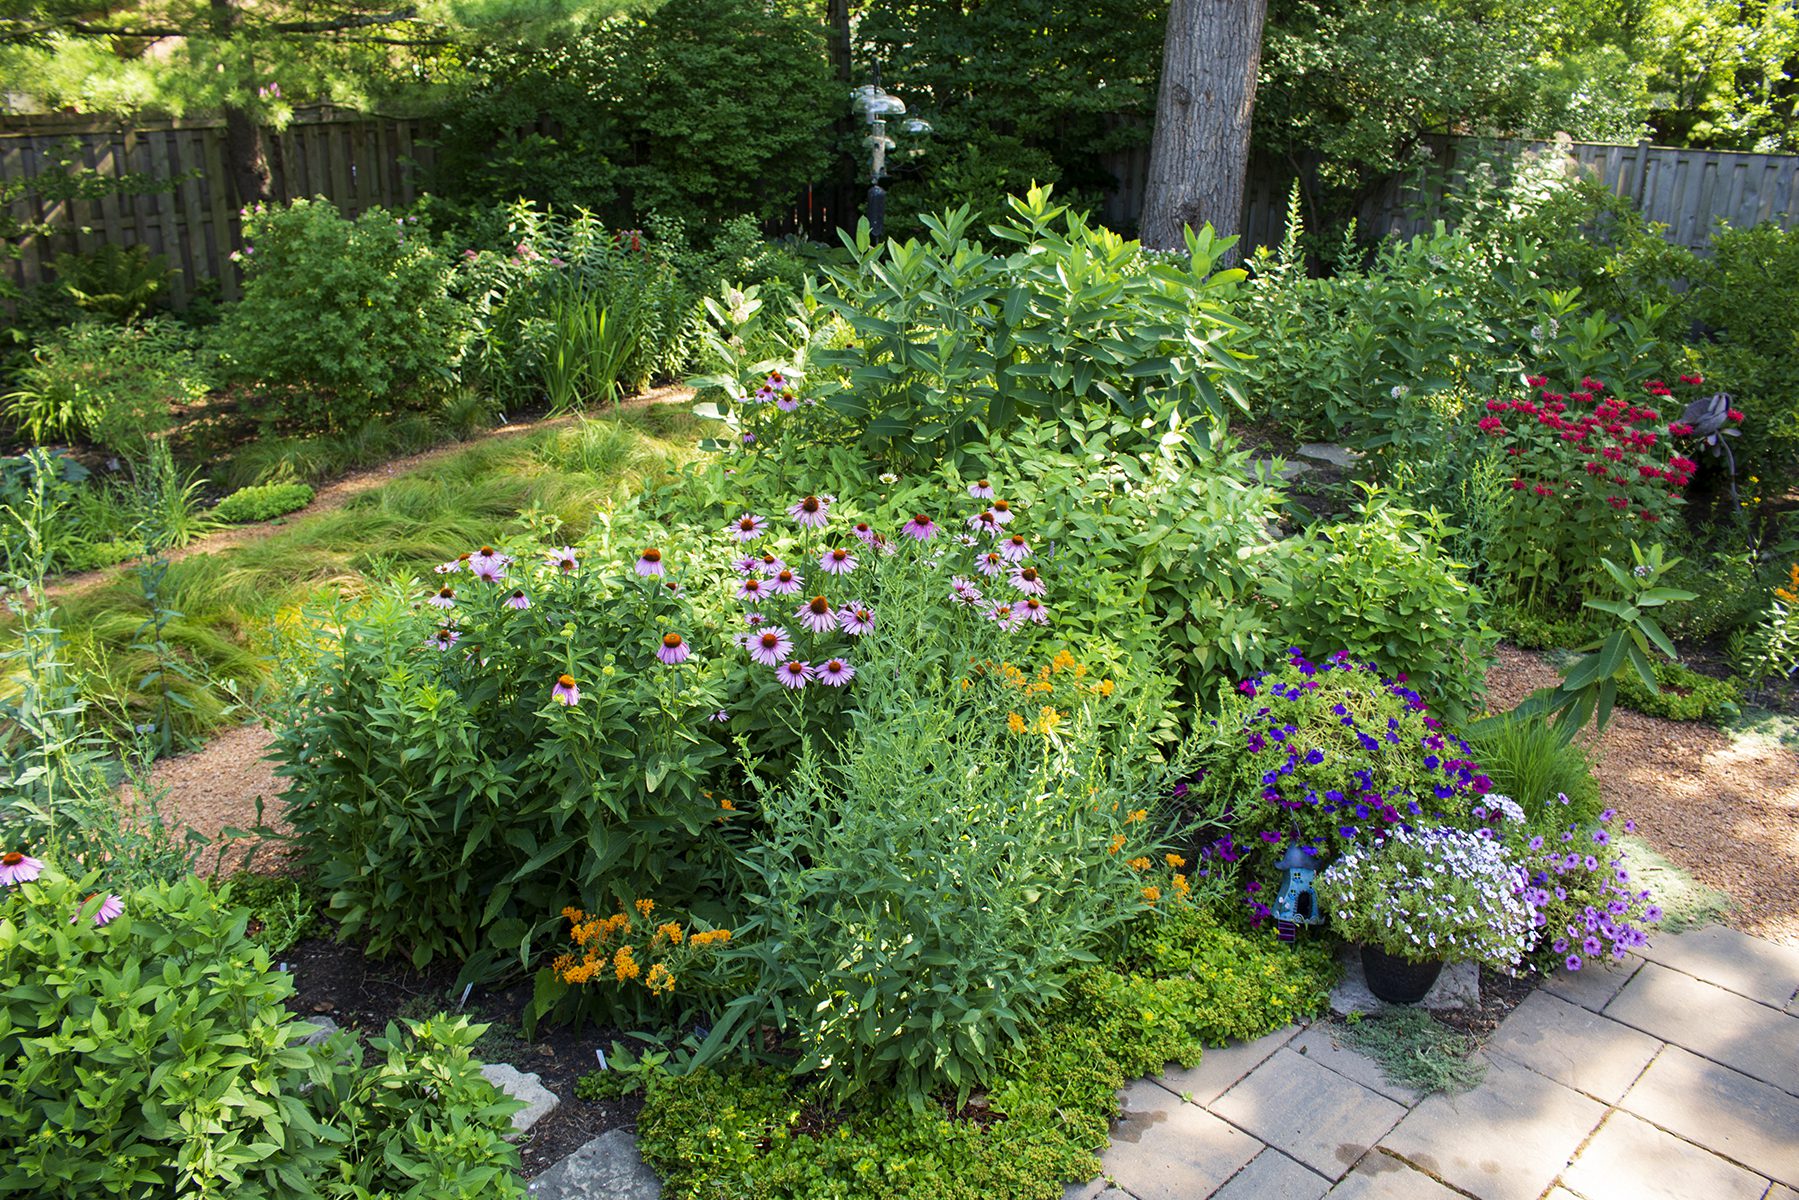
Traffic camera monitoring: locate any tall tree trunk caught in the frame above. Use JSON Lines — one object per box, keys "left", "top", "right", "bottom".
{"left": 1140, "top": 0, "right": 1268, "bottom": 261}
{"left": 210, "top": 0, "right": 272, "bottom": 205}
{"left": 827, "top": 0, "right": 852, "bottom": 83}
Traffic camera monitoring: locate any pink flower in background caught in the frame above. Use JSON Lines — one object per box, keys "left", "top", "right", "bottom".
{"left": 975, "top": 551, "right": 1006, "bottom": 577}
{"left": 796, "top": 595, "right": 836, "bottom": 633}
{"left": 901, "top": 513, "right": 938, "bottom": 541}
{"left": 505, "top": 590, "right": 531, "bottom": 610}
{"left": 749, "top": 627, "right": 793, "bottom": 667}
{"left": 989, "top": 499, "right": 1015, "bottom": 525}
{"left": 816, "top": 658, "right": 855, "bottom": 686}
{"left": 733, "top": 555, "right": 761, "bottom": 575}
{"left": 852, "top": 521, "right": 879, "bottom": 546}
{"left": 1020, "top": 596, "right": 1050, "bottom": 624}
{"left": 820, "top": 546, "right": 857, "bottom": 575}
{"left": 551, "top": 675, "right": 580, "bottom": 705}
{"left": 728, "top": 514, "right": 768, "bottom": 542}
{"left": 434, "top": 559, "right": 462, "bottom": 575}
{"left": 635, "top": 548, "right": 666, "bottom": 577}
{"left": 468, "top": 547, "right": 509, "bottom": 578}
{"left": 968, "top": 479, "right": 995, "bottom": 499}
{"left": 968, "top": 510, "right": 1002, "bottom": 538}
{"left": 428, "top": 586, "right": 456, "bottom": 609}
{"left": 768, "top": 568, "right": 803, "bottom": 596}
{"left": 428, "top": 628, "right": 460, "bottom": 651}
{"left": 548, "top": 547, "right": 579, "bottom": 573}
{"left": 73, "top": 894, "right": 124, "bottom": 926}
{"left": 656, "top": 633, "right": 691, "bottom": 665}
{"left": 756, "top": 552, "right": 787, "bottom": 575}
{"left": 0, "top": 851, "right": 43, "bottom": 886}
{"left": 776, "top": 660, "right": 813, "bottom": 689}
{"left": 986, "top": 601, "right": 1022, "bottom": 630}
{"left": 998, "top": 534, "right": 1031, "bottom": 562}
{"left": 837, "top": 603, "right": 875, "bottom": 636}
{"left": 737, "top": 576, "right": 768, "bottom": 603}
{"left": 950, "top": 576, "right": 984, "bottom": 605}
{"left": 788, "top": 495, "right": 831, "bottom": 528}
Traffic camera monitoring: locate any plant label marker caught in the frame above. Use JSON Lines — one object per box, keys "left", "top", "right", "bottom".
{"left": 595, "top": 1046, "right": 609, "bottom": 1070}
{"left": 457, "top": 983, "right": 473, "bottom": 1010}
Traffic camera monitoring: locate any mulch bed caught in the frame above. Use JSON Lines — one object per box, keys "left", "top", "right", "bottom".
{"left": 283, "top": 934, "right": 638, "bottom": 1176}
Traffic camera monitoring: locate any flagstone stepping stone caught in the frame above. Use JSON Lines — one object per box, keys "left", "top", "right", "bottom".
{"left": 1484, "top": 991, "right": 1660, "bottom": 1104}
{"left": 1211, "top": 1048, "right": 1407, "bottom": 1179}
{"left": 1295, "top": 443, "right": 1363, "bottom": 469}
{"left": 1620, "top": 1046, "right": 1799, "bottom": 1188}
{"left": 482, "top": 1063, "right": 560, "bottom": 1138}
{"left": 1096, "top": 1078, "right": 1260, "bottom": 1200}
{"left": 1559, "top": 1109, "right": 1767, "bottom": 1200}
{"left": 527, "top": 1129, "right": 661, "bottom": 1199}
{"left": 1632, "top": 923, "right": 1799, "bottom": 1009}
{"left": 1212, "top": 1149, "right": 1329, "bottom": 1200}
{"left": 1603, "top": 963, "right": 1799, "bottom": 1091}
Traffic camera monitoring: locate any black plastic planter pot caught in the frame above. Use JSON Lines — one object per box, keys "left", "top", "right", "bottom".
{"left": 1361, "top": 945, "right": 1445, "bottom": 1005}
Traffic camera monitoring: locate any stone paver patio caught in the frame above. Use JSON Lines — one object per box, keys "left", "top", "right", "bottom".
{"left": 527, "top": 923, "right": 1799, "bottom": 1199}
{"left": 1066, "top": 924, "right": 1799, "bottom": 1200}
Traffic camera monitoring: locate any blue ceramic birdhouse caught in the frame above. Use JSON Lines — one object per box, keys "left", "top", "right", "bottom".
{"left": 1272, "top": 844, "right": 1321, "bottom": 942}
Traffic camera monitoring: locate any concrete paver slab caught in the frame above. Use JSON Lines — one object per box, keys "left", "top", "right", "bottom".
{"left": 1211, "top": 1149, "right": 1330, "bottom": 1200}
{"left": 1484, "top": 991, "right": 1661, "bottom": 1102}
{"left": 1561, "top": 1110, "right": 1767, "bottom": 1200}
{"left": 1378, "top": 1055, "right": 1605, "bottom": 1200}
{"left": 1541, "top": 958, "right": 1641, "bottom": 1013}
{"left": 1289, "top": 1023, "right": 1423, "bottom": 1105}
{"left": 1604, "top": 963, "right": 1799, "bottom": 1091}
{"left": 1619, "top": 1045, "right": 1799, "bottom": 1188}
{"left": 1211, "top": 1048, "right": 1407, "bottom": 1180}
{"left": 1101, "top": 1079, "right": 1261, "bottom": 1200}
{"left": 1634, "top": 924, "right": 1799, "bottom": 1009}
{"left": 1326, "top": 1153, "right": 1464, "bottom": 1199}
{"left": 1156, "top": 1026, "right": 1297, "bottom": 1106}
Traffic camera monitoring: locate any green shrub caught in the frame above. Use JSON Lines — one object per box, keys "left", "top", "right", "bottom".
{"left": 218, "top": 199, "right": 462, "bottom": 432}
{"left": 0, "top": 864, "right": 525, "bottom": 1198}
{"left": 1615, "top": 659, "right": 1742, "bottom": 723}
{"left": 213, "top": 481, "right": 315, "bottom": 524}
{"left": 638, "top": 907, "right": 1331, "bottom": 1200}
{"left": 1462, "top": 712, "right": 1601, "bottom": 831}
{"left": 1273, "top": 495, "right": 1493, "bottom": 722}
{"left": 694, "top": 186, "right": 1245, "bottom": 467}
{"left": 3, "top": 317, "right": 207, "bottom": 453}
{"left": 705, "top": 594, "right": 1185, "bottom": 1107}
{"left": 1689, "top": 222, "right": 1799, "bottom": 482}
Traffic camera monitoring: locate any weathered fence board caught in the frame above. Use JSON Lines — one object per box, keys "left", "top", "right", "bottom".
{"left": 0, "top": 107, "right": 436, "bottom": 302}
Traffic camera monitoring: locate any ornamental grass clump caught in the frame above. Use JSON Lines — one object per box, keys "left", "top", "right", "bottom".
{"left": 1188, "top": 650, "right": 1490, "bottom": 921}
{"left": 1317, "top": 826, "right": 1534, "bottom": 970}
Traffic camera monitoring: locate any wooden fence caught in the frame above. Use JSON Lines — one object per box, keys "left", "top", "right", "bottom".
{"left": 4, "top": 106, "right": 1797, "bottom": 306}
{"left": 0, "top": 107, "right": 435, "bottom": 304}
{"left": 1104, "top": 135, "right": 1799, "bottom": 256}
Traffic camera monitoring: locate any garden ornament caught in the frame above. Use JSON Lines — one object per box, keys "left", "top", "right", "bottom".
{"left": 1675, "top": 390, "right": 1742, "bottom": 508}
{"left": 1272, "top": 842, "right": 1322, "bottom": 942}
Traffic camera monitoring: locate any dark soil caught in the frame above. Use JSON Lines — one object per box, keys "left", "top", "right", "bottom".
{"left": 282, "top": 934, "right": 639, "bottom": 1177}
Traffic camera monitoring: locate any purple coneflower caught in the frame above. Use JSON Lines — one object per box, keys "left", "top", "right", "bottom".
{"left": 711, "top": 710, "right": 730, "bottom": 722}
{"left": 0, "top": 851, "right": 43, "bottom": 886}
{"left": 549, "top": 547, "right": 579, "bottom": 573}
{"left": 749, "top": 627, "right": 793, "bottom": 667}
{"left": 728, "top": 514, "right": 768, "bottom": 542}
{"left": 852, "top": 521, "right": 879, "bottom": 546}
{"left": 820, "top": 546, "right": 857, "bottom": 575}
{"left": 968, "top": 510, "right": 1002, "bottom": 537}
{"left": 635, "top": 548, "right": 666, "bottom": 577}
{"left": 788, "top": 494, "right": 831, "bottom": 528}
{"left": 816, "top": 658, "right": 855, "bottom": 686}
{"left": 901, "top": 513, "right": 937, "bottom": 541}
{"left": 428, "top": 628, "right": 460, "bottom": 651}
{"left": 986, "top": 601, "right": 1021, "bottom": 630}
{"left": 657, "top": 633, "right": 691, "bottom": 665}
{"left": 775, "top": 391, "right": 799, "bottom": 412}
{"left": 999, "top": 534, "right": 1031, "bottom": 562}
{"left": 1020, "top": 595, "right": 1050, "bottom": 624}
{"left": 950, "top": 576, "right": 984, "bottom": 605}
{"left": 1010, "top": 565, "right": 1046, "bottom": 595}
{"left": 975, "top": 551, "right": 1006, "bottom": 577}
{"left": 505, "top": 590, "right": 531, "bottom": 610}
{"left": 797, "top": 595, "right": 836, "bottom": 633}
{"left": 434, "top": 559, "right": 461, "bottom": 575}
{"left": 469, "top": 546, "right": 509, "bottom": 578}
{"left": 733, "top": 555, "right": 761, "bottom": 575}
{"left": 551, "top": 674, "right": 580, "bottom": 705}
{"left": 744, "top": 612, "right": 766, "bottom": 627}
{"left": 74, "top": 893, "right": 124, "bottom": 926}
{"left": 990, "top": 499, "right": 1015, "bottom": 525}
{"left": 837, "top": 603, "right": 875, "bottom": 636}
{"left": 737, "top": 576, "right": 767, "bottom": 603}
{"left": 776, "top": 660, "right": 812, "bottom": 688}
{"left": 968, "top": 479, "right": 994, "bottom": 499}
{"left": 768, "top": 568, "right": 803, "bottom": 596}
{"left": 757, "top": 552, "right": 787, "bottom": 575}
{"left": 428, "top": 586, "right": 456, "bottom": 609}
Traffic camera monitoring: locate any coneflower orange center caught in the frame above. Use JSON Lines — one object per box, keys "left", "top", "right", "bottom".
{"left": 760, "top": 632, "right": 779, "bottom": 647}
{"left": 480, "top": 546, "right": 494, "bottom": 555}
{"left": 1021, "top": 567, "right": 1038, "bottom": 580}
{"left": 439, "top": 586, "right": 453, "bottom": 597}
{"left": 2, "top": 852, "right": 21, "bottom": 866}
{"left": 801, "top": 496, "right": 819, "bottom": 511}
{"left": 809, "top": 596, "right": 829, "bottom": 613}
{"left": 993, "top": 500, "right": 1010, "bottom": 512}
{"left": 557, "top": 674, "right": 576, "bottom": 688}
{"left": 662, "top": 633, "right": 683, "bottom": 648}
{"left": 642, "top": 548, "right": 661, "bottom": 561}
{"left": 831, "top": 549, "right": 848, "bottom": 561}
